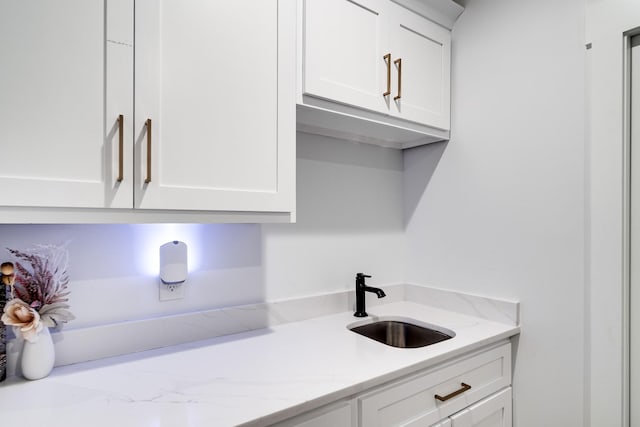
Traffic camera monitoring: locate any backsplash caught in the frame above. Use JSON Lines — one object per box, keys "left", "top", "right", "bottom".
{"left": 5, "top": 283, "right": 519, "bottom": 376}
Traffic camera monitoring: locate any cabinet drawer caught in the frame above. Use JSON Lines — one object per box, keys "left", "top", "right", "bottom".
{"left": 450, "top": 387, "right": 512, "bottom": 427}
{"left": 358, "top": 342, "right": 511, "bottom": 427}
{"left": 273, "top": 400, "right": 354, "bottom": 427}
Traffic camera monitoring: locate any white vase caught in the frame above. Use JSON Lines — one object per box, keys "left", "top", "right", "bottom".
{"left": 20, "top": 327, "right": 55, "bottom": 380}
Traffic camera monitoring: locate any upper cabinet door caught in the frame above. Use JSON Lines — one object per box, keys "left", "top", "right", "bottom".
{"left": 388, "top": 5, "right": 451, "bottom": 130}
{"left": 134, "top": 0, "right": 295, "bottom": 213}
{"left": 303, "top": 0, "right": 389, "bottom": 114}
{"left": 0, "top": 0, "right": 133, "bottom": 209}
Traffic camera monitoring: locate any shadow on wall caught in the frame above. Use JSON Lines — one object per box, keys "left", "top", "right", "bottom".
{"left": 273, "top": 132, "right": 405, "bottom": 234}
{"left": 259, "top": 132, "right": 407, "bottom": 301}
{"left": 403, "top": 140, "right": 448, "bottom": 228}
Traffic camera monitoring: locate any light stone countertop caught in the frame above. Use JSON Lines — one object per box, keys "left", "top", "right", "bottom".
{"left": 0, "top": 301, "right": 519, "bottom": 427}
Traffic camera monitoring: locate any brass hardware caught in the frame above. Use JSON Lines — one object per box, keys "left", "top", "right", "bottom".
{"left": 383, "top": 53, "right": 391, "bottom": 97}
{"left": 145, "top": 119, "right": 152, "bottom": 184}
{"left": 435, "top": 383, "right": 471, "bottom": 402}
{"left": 117, "top": 114, "right": 124, "bottom": 182}
{"left": 394, "top": 57, "right": 402, "bottom": 100}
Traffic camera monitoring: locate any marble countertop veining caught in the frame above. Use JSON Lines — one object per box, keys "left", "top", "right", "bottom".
{"left": 0, "top": 302, "right": 519, "bottom": 427}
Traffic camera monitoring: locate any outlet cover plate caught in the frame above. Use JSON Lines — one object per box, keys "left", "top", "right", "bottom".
{"left": 159, "top": 282, "right": 184, "bottom": 301}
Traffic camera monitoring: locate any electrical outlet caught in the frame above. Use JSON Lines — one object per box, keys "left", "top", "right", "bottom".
{"left": 159, "top": 282, "right": 184, "bottom": 301}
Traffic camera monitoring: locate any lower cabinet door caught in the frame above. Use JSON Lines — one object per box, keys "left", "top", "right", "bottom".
{"left": 273, "top": 400, "right": 354, "bottom": 427}
{"left": 450, "top": 388, "right": 512, "bottom": 427}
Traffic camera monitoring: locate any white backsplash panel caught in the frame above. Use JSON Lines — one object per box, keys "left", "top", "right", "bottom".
{"left": 5, "top": 283, "right": 518, "bottom": 377}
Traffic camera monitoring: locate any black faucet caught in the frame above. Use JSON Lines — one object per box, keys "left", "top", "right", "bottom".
{"left": 354, "top": 273, "right": 386, "bottom": 317}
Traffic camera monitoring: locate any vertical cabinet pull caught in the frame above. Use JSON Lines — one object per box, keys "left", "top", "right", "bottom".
{"left": 434, "top": 383, "right": 472, "bottom": 402}
{"left": 383, "top": 53, "right": 391, "bottom": 97}
{"left": 394, "top": 58, "right": 402, "bottom": 100}
{"left": 117, "top": 114, "right": 124, "bottom": 182}
{"left": 145, "top": 119, "right": 152, "bottom": 184}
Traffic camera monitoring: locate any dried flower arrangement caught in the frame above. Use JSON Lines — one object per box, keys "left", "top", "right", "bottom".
{"left": 0, "top": 244, "right": 75, "bottom": 342}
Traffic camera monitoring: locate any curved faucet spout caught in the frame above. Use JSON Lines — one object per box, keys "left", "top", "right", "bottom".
{"left": 363, "top": 286, "right": 386, "bottom": 298}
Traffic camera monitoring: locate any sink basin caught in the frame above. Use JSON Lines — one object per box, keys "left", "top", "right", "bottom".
{"left": 348, "top": 317, "right": 454, "bottom": 348}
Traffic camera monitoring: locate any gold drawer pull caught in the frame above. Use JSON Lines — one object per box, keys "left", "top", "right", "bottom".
{"left": 117, "top": 114, "right": 124, "bottom": 182}
{"left": 434, "top": 383, "right": 471, "bottom": 402}
{"left": 394, "top": 57, "right": 402, "bottom": 100}
{"left": 145, "top": 118, "right": 152, "bottom": 184}
{"left": 383, "top": 53, "right": 391, "bottom": 97}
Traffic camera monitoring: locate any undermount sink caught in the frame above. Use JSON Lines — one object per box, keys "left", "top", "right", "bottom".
{"left": 348, "top": 317, "right": 455, "bottom": 349}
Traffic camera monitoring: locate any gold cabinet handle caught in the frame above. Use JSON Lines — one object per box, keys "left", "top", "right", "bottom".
{"left": 117, "top": 114, "right": 124, "bottom": 182}
{"left": 435, "top": 383, "right": 471, "bottom": 402}
{"left": 145, "top": 119, "right": 152, "bottom": 184}
{"left": 394, "top": 57, "right": 402, "bottom": 100}
{"left": 383, "top": 53, "right": 391, "bottom": 97}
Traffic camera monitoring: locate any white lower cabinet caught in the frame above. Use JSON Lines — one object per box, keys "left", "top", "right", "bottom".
{"left": 274, "top": 400, "right": 354, "bottom": 427}
{"left": 274, "top": 341, "right": 512, "bottom": 427}
{"left": 358, "top": 342, "right": 511, "bottom": 427}
{"left": 449, "top": 388, "right": 512, "bottom": 427}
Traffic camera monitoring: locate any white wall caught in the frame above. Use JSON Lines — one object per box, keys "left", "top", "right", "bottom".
{"left": 263, "top": 133, "right": 405, "bottom": 300}
{"left": 0, "top": 132, "right": 405, "bottom": 328}
{"left": 403, "top": 0, "right": 586, "bottom": 425}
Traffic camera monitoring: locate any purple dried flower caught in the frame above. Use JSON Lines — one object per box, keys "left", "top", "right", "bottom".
{"left": 5, "top": 244, "right": 74, "bottom": 329}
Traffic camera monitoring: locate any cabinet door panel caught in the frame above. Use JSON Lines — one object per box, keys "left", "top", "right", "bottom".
{"left": 450, "top": 388, "right": 512, "bottom": 427}
{"left": 0, "top": 0, "right": 133, "bottom": 208}
{"left": 389, "top": 6, "right": 451, "bottom": 130}
{"left": 275, "top": 401, "right": 353, "bottom": 427}
{"left": 303, "top": 0, "right": 388, "bottom": 114}
{"left": 135, "top": 0, "right": 294, "bottom": 212}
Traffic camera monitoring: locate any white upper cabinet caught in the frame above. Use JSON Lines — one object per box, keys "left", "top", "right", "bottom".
{"left": 388, "top": 4, "right": 451, "bottom": 130}
{"left": 298, "top": 0, "right": 462, "bottom": 149}
{"left": 135, "top": 0, "right": 295, "bottom": 213}
{"left": 303, "top": 0, "right": 388, "bottom": 114}
{"left": 0, "top": 0, "right": 133, "bottom": 209}
{"left": 0, "top": 0, "right": 295, "bottom": 222}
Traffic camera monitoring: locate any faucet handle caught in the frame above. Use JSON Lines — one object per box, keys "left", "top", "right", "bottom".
{"left": 356, "top": 273, "right": 372, "bottom": 279}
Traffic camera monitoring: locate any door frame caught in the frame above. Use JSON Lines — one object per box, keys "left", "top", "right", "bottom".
{"left": 626, "top": 29, "right": 640, "bottom": 427}
{"left": 586, "top": 1, "right": 640, "bottom": 423}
